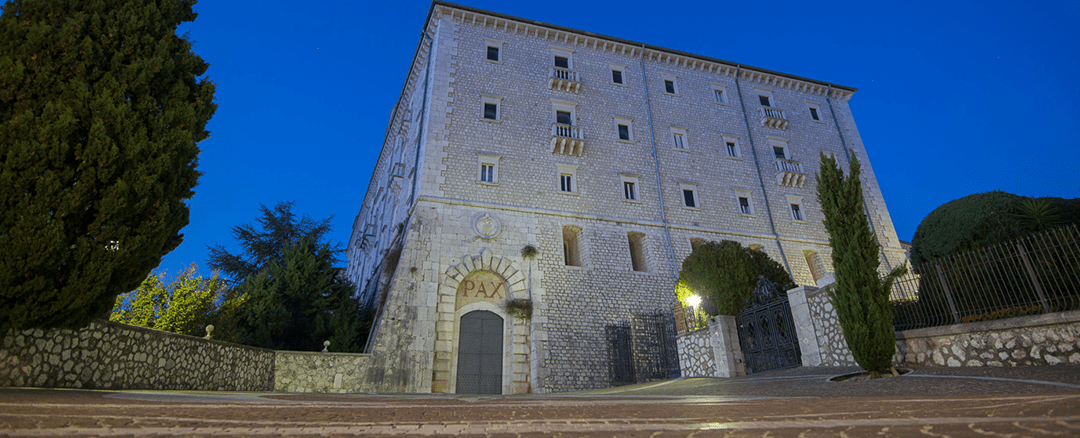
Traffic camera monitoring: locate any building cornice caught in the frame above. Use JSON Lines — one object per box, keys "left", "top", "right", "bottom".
{"left": 428, "top": 1, "right": 856, "bottom": 101}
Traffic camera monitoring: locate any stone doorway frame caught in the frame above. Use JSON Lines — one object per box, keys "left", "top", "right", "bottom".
{"left": 433, "top": 248, "right": 530, "bottom": 394}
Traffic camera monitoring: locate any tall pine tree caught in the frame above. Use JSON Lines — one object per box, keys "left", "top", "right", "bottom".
{"left": 0, "top": 0, "right": 216, "bottom": 333}
{"left": 816, "top": 153, "right": 905, "bottom": 376}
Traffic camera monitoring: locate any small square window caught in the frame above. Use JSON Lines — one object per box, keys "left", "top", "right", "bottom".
{"left": 618, "top": 124, "right": 630, "bottom": 141}
{"left": 673, "top": 133, "right": 685, "bottom": 149}
{"left": 480, "top": 163, "right": 494, "bottom": 183}
{"left": 739, "top": 197, "right": 751, "bottom": 214}
{"left": 759, "top": 95, "right": 771, "bottom": 107}
{"left": 664, "top": 80, "right": 675, "bottom": 94}
{"left": 809, "top": 107, "right": 819, "bottom": 121}
{"left": 483, "top": 103, "right": 498, "bottom": 120}
{"left": 773, "top": 146, "right": 786, "bottom": 159}
{"left": 560, "top": 173, "right": 573, "bottom": 192}
{"left": 683, "top": 189, "right": 696, "bottom": 208}
{"left": 726, "top": 141, "right": 738, "bottom": 157}
{"left": 791, "top": 204, "right": 803, "bottom": 221}
{"left": 554, "top": 56, "right": 569, "bottom": 69}
{"left": 486, "top": 46, "right": 499, "bottom": 61}
{"left": 556, "top": 110, "right": 572, "bottom": 125}
{"left": 624, "top": 181, "right": 636, "bottom": 201}
{"left": 612, "top": 70, "right": 623, "bottom": 84}
{"left": 714, "top": 89, "right": 725, "bottom": 102}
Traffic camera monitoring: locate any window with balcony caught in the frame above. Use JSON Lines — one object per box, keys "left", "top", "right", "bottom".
{"left": 551, "top": 100, "right": 584, "bottom": 155}
{"left": 549, "top": 48, "right": 580, "bottom": 92}
{"left": 554, "top": 55, "right": 569, "bottom": 69}
{"left": 774, "top": 146, "right": 786, "bottom": 159}
{"left": 556, "top": 110, "right": 572, "bottom": 125}
{"left": 759, "top": 95, "right": 771, "bottom": 107}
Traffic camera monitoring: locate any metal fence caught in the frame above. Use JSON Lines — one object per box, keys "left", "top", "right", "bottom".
{"left": 606, "top": 311, "right": 681, "bottom": 386}
{"left": 890, "top": 224, "right": 1080, "bottom": 331}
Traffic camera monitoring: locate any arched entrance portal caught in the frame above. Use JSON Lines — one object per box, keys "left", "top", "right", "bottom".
{"left": 456, "top": 310, "right": 503, "bottom": 394}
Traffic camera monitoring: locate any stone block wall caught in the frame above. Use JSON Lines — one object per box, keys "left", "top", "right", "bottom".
{"left": 895, "top": 310, "right": 1080, "bottom": 367}
{"left": 676, "top": 328, "right": 715, "bottom": 377}
{"left": 275, "top": 351, "right": 374, "bottom": 393}
{"left": 1, "top": 320, "right": 274, "bottom": 391}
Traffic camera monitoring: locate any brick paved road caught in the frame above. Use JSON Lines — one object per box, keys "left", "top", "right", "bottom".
{"left": 2, "top": 366, "right": 1079, "bottom": 437}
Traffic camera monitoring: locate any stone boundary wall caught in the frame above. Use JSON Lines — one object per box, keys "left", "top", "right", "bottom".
{"left": 787, "top": 283, "right": 856, "bottom": 367}
{"left": 275, "top": 351, "right": 373, "bottom": 393}
{"left": 676, "top": 328, "right": 714, "bottom": 377}
{"left": 1, "top": 320, "right": 274, "bottom": 391}
{"left": 895, "top": 310, "right": 1080, "bottom": 367}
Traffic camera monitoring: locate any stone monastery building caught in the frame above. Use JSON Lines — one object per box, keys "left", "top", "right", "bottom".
{"left": 345, "top": 1, "right": 907, "bottom": 394}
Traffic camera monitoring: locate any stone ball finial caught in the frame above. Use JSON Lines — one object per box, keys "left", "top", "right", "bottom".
{"left": 204, "top": 324, "right": 214, "bottom": 340}
{"left": 322, "top": 340, "right": 331, "bottom": 353}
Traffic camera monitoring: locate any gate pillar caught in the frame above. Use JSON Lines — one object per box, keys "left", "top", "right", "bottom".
{"left": 787, "top": 285, "right": 823, "bottom": 367}
{"left": 710, "top": 315, "right": 746, "bottom": 378}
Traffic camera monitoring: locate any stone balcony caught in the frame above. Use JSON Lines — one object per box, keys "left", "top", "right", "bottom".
{"left": 550, "top": 123, "right": 585, "bottom": 156}
{"left": 774, "top": 158, "right": 806, "bottom": 187}
{"left": 759, "top": 106, "right": 789, "bottom": 130}
{"left": 548, "top": 67, "right": 581, "bottom": 92}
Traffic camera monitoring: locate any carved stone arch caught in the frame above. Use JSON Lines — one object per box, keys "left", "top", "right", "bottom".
{"left": 431, "top": 248, "right": 531, "bottom": 394}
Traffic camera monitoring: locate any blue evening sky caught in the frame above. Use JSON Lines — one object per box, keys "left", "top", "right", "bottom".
{"left": 156, "top": 0, "right": 1078, "bottom": 277}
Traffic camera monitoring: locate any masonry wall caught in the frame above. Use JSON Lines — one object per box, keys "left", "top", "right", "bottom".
{"left": 345, "top": 3, "right": 910, "bottom": 394}
{"left": 895, "top": 311, "right": 1080, "bottom": 367}
{"left": 0, "top": 320, "right": 274, "bottom": 391}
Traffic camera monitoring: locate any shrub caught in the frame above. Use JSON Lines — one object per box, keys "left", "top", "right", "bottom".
{"left": 678, "top": 241, "right": 792, "bottom": 316}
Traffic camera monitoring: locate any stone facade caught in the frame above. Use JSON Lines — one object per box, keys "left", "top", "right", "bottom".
{"left": 345, "top": 2, "right": 906, "bottom": 394}
{"left": 0, "top": 320, "right": 274, "bottom": 391}
{"left": 895, "top": 310, "right": 1080, "bottom": 367}
{"left": 676, "top": 328, "right": 715, "bottom": 377}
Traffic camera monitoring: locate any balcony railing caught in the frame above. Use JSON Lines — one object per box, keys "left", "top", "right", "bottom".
{"left": 774, "top": 158, "right": 805, "bottom": 187}
{"left": 758, "top": 106, "right": 789, "bottom": 130}
{"left": 548, "top": 67, "right": 581, "bottom": 92}
{"left": 550, "top": 123, "right": 585, "bottom": 156}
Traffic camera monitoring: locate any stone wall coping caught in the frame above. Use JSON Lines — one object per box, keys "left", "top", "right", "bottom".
{"left": 95, "top": 320, "right": 275, "bottom": 354}
{"left": 897, "top": 310, "right": 1080, "bottom": 340}
{"left": 276, "top": 350, "right": 373, "bottom": 358}
{"left": 676, "top": 327, "right": 709, "bottom": 338}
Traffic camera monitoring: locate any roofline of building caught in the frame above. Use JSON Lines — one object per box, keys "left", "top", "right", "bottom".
{"left": 425, "top": 1, "right": 858, "bottom": 94}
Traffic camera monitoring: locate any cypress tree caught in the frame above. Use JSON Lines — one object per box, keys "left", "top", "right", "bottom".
{"left": 816, "top": 153, "right": 905, "bottom": 376}
{"left": 0, "top": 0, "right": 216, "bottom": 333}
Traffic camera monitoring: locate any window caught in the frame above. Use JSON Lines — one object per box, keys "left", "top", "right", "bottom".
{"left": 556, "top": 110, "right": 572, "bottom": 125}
{"left": 791, "top": 203, "right": 803, "bottom": 221}
{"left": 480, "top": 94, "right": 502, "bottom": 121}
{"left": 613, "top": 116, "right": 634, "bottom": 142}
{"left": 722, "top": 135, "right": 741, "bottom": 158}
{"left": 476, "top": 154, "right": 500, "bottom": 185}
{"left": 619, "top": 173, "right": 641, "bottom": 203}
{"left": 612, "top": 70, "right": 623, "bottom": 84}
{"left": 482, "top": 38, "right": 504, "bottom": 63}
{"left": 660, "top": 73, "right": 678, "bottom": 95}
{"left": 759, "top": 95, "right": 771, "bottom": 107}
{"left": 684, "top": 190, "right": 696, "bottom": 208}
{"left": 786, "top": 195, "right": 805, "bottom": 222}
{"left": 556, "top": 164, "right": 578, "bottom": 194}
{"left": 767, "top": 136, "right": 790, "bottom": 160}
{"left": 774, "top": 146, "right": 786, "bottom": 159}
{"left": 628, "top": 232, "right": 647, "bottom": 272}
{"left": 680, "top": 182, "right": 699, "bottom": 209}
{"left": 670, "top": 127, "right": 688, "bottom": 150}
{"left": 609, "top": 63, "right": 627, "bottom": 86}
{"left": 809, "top": 107, "right": 819, "bottom": 121}
{"left": 739, "top": 197, "right": 751, "bottom": 214}
{"left": 554, "top": 55, "right": 569, "bottom": 69}
{"left": 562, "top": 225, "right": 582, "bottom": 266}
{"left": 711, "top": 84, "right": 728, "bottom": 104}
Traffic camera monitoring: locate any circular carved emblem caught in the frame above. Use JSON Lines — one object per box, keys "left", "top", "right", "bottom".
{"left": 472, "top": 212, "right": 501, "bottom": 239}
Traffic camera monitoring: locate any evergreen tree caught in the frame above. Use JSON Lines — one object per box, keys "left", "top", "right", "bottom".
{"left": 232, "top": 238, "right": 366, "bottom": 352}
{"left": 816, "top": 153, "right": 905, "bottom": 376}
{"left": 110, "top": 264, "right": 225, "bottom": 337}
{"left": 678, "top": 240, "right": 793, "bottom": 316}
{"left": 0, "top": 0, "right": 217, "bottom": 333}
{"left": 207, "top": 201, "right": 334, "bottom": 284}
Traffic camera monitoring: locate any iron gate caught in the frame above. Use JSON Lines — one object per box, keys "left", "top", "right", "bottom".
{"left": 607, "top": 311, "right": 680, "bottom": 386}
{"left": 736, "top": 277, "right": 801, "bottom": 374}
